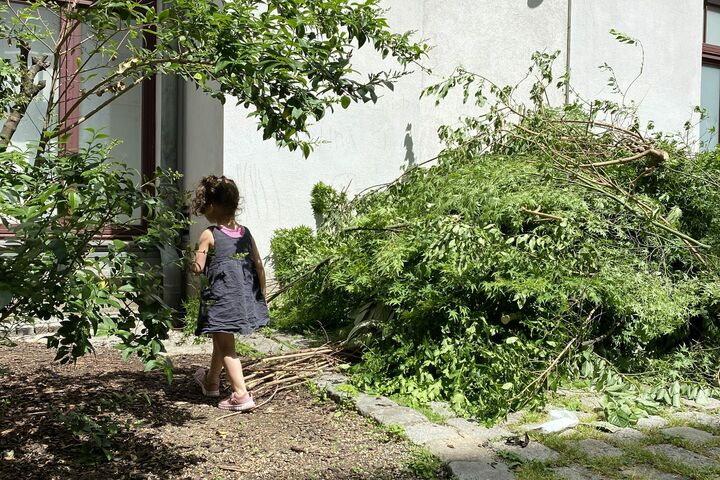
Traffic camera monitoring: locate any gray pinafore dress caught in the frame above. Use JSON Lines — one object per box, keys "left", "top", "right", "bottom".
{"left": 195, "top": 226, "right": 270, "bottom": 335}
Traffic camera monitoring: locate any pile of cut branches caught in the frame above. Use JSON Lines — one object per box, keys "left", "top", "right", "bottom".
{"left": 269, "top": 43, "right": 720, "bottom": 423}
{"left": 242, "top": 346, "right": 342, "bottom": 401}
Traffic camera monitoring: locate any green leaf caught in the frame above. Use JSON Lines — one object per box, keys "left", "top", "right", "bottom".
{"left": 68, "top": 191, "right": 81, "bottom": 210}
{"left": 340, "top": 96, "right": 351, "bottom": 109}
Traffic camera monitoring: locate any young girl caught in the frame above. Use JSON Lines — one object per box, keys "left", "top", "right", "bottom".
{"left": 189, "top": 175, "right": 269, "bottom": 411}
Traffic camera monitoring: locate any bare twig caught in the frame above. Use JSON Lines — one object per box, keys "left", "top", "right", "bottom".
{"left": 520, "top": 207, "right": 563, "bottom": 222}
{"left": 580, "top": 149, "right": 668, "bottom": 169}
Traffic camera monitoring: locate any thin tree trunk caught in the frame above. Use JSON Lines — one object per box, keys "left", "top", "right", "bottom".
{"left": 0, "top": 46, "right": 50, "bottom": 152}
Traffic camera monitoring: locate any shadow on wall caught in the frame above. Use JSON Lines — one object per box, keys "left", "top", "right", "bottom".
{"left": 527, "top": 0, "right": 544, "bottom": 7}
{"left": 404, "top": 123, "right": 416, "bottom": 167}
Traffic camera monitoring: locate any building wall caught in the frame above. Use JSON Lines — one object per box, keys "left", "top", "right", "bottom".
{"left": 183, "top": 82, "right": 224, "bottom": 246}
{"left": 219, "top": 0, "right": 703, "bottom": 261}
{"left": 570, "top": 0, "right": 703, "bottom": 135}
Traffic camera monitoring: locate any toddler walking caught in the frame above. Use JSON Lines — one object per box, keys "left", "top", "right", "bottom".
{"left": 189, "top": 175, "right": 270, "bottom": 411}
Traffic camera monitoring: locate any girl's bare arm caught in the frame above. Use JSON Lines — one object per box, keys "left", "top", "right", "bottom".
{"left": 191, "top": 229, "right": 214, "bottom": 274}
{"left": 249, "top": 236, "right": 267, "bottom": 297}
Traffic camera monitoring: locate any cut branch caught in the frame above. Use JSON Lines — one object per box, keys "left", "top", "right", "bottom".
{"left": 520, "top": 207, "right": 563, "bottom": 222}
{"left": 580, "top": 148, "right": 669, "bottom": 169}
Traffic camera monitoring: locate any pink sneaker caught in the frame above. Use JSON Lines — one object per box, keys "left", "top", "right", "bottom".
{"left": 218, "top": 392, "right": 256, "bottom": 412}
{"left": 193, "top": 368, "right": 220, "bottom": 397}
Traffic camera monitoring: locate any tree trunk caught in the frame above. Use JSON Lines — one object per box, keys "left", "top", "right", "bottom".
{"left": 0, "top": 49, "right": 49, "bottom": 152}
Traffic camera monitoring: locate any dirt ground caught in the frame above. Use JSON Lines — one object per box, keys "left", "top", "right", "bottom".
{"left": 0, "top": 343, "right": 448, "bottom": 480}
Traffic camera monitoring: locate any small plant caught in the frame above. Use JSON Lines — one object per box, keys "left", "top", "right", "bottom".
{"left": 406, "top": 447, "right": 448, "bottom": 479}
{"left": 383, "top": 423, "right": 408, "bottom": 441}
{"left": 60, "top": 412, "right": 127, "bottom": 463}
{"left": 180, "top": 295, "right": 203, "bottom": 344}
{"left": 234, "top": 338, "right": 262, "bottom": 358}
{"left": 497, "top": 449, "right": 525, "bottom": 469}
{"left": 336, "top": 383, "right": 360, "bottom": 396}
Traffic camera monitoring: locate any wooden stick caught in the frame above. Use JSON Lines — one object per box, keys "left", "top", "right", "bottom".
{"left": 580, "top": 149, "right": 667, "bottom": 169}
{"left": 217, "top": 465, "right": 248, "bottom": 472}
{"left": 520, "top": 207, "right": 563, "bottom": 222}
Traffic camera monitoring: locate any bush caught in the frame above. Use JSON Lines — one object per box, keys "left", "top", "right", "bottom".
{"left": 0, "top": 139, "right": 188, "bottom": 376}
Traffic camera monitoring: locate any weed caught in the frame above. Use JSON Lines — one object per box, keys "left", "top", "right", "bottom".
{"left": 390, "top": 395, "right": 449, "bottom": 424}
{"left": 234, "top": 338, "right": 262, "bottom": 359}
{"left": 336, "top": 383, "right": 359, "bottom": 396}
{"left": 405, "top": 447, "right": 447, "bottom": 479}
{"left": 497, "top": 449, "right": 525, "bottom": 469}
{"left": 60, "top": 411, "right": 129, "bottom": 463}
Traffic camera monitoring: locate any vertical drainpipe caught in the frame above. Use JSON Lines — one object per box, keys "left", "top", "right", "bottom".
{"left": 565, "top": 0, "right": 572, "bottom": 105}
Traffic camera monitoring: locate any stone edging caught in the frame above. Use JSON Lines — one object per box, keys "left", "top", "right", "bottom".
{"left": 315, "top": 373, "right": 517, "bottom": 480}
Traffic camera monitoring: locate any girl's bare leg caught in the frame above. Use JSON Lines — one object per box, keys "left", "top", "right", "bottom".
{"left": 205, "top": 343, "right": 223, "bottom": 391}
{"left": 212, "top": 333, "right": 248, "bottom": 395}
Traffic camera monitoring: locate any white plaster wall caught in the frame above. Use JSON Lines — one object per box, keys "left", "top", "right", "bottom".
{"left": 223, "top": 0, "right": 569, "bottom": 259}
{"left": 570, "top": 0, "right": 703, "bottom": 134}
{"left": 183, "top": 83, "right": 224, "bottom": 246}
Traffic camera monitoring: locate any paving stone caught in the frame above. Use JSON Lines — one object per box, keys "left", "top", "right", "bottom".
{"left": 314, "top": 373, "right": 348, "bottom": 390}
{"left": 577, "top": 439, "right": 624, "bottom": 459}
{"left": 682, "top": 397, "right": 720, "bottom": 411}
{"left": 504, "top": 411, "right": 525, "bottom": 425}
{"left": 577, "top": 395, "right": 603, "bottom": 411}
{"left": 403, "top": 423, "right": 459, "bottom": 445}
{"left": 368, "top": 405, "right": 429, "bottom": 427}
{"left": 645, "top": 444, "right": 715, "bottom": 469}
{"left": 554, "top": 465, "right": 609, "bottom": 480}
{"left": 672, "top": 411, "right": 720, "bottom": 428}
{"left": 355, "top": 394, "right": 398, "bottom": 416}
{"left": 33, "top": 321, "right": 60, "bottom": 334}
{"left": 492, "top": 440, "right": 560, "bottom": 462}
{"left": 590, "top": 421, "right": 622, "bottom": 433}
{"left": 15, "top": 325, "right": 34, "bottom": 336}
{"left": 449, "top": 460, "right": 515, "bottom": 480}
{"left": 241, "top": 334, "right": 286, "bottom": 354}
{"left": 662, "top": 426, "right": 716, "bottom": 443}
{"left": 446, "top": 417, "right": 512, "bottom": 444}
{"left": 325, "top": 383, "right": 355, "bottom": 401}
{"left": 620, "top": 465, "right": 687, "bottom": 480}
{"left": 613, "top": 428, "right": 647, "bottom": 441}
{"left": 429, "top": 401, "right": 455, "bottom": 418}
{"left": 425, "top": 438, "right": 493, "bottom": 462}
{"left": 636, "top": 415, "right": 667, "bottom": 429}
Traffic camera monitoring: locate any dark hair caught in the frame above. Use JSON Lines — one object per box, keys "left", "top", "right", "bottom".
{"left": 191, "top": 175, "right": 241, "bottom": 217}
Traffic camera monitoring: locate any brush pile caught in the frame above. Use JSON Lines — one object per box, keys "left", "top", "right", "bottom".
{"left": 269, "top": 51, "right": 720, "bottom": 424}
{"left": 243, "top": 346, "right": 343, "bottom": 399}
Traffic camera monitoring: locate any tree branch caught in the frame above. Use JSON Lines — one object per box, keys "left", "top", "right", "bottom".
{"left": 0, "top": 50, "right": 50, "bottom": 151}
{"left": 580, "top": 149, "right": 668, "bottom": 169}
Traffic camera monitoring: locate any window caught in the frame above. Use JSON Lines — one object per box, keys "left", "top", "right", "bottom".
{"left": 701, "top": 1, "right": 720, "bottom": 149}
{"left": 1, "top": 2, "right": 156, "bottom": 237}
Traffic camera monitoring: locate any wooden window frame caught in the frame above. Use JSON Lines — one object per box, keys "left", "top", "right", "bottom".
{"left": 0, "top": 1, "right": 157, "bottom": 240}
{"left": 704, "top": 0, "right": 720, "bottom": 64}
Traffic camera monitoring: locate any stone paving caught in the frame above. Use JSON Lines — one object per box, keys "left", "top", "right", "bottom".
{"left": 8, "top": 327, "right": 720, "bottom": 479}
{"left": 315, "top": 373, "right": 720, "bottom": 479}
